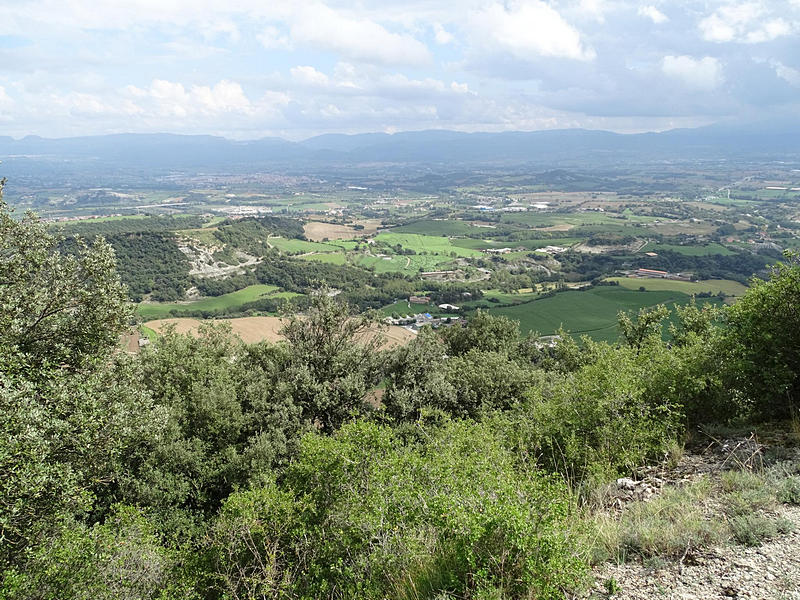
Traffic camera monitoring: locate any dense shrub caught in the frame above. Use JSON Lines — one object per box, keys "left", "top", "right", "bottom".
{"left": 505, "top": 344, "right": 683, "bottom": 483}
{"left": 1, "top": 506, "right": 188, "bottom": 600}
{"left": 201, "top": 420, "right": 586, "bottom": 600}
{"left": 722, "top": 252, "right": 800, "bottom": 419}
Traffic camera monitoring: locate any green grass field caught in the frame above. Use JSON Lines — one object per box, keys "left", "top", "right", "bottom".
{"left": 501, "top": 212, "right": 655, "bottom": 228}
{"left": 139, "top": 325, "right": 158, "bottom": 342}
{"left": 462, "top": 289, "right": 541, "bottom": 310}
{"left": 177, "top": 228, "right": 220, "bottom": 246}
{"left": 448, "top": 238, "right": 501, "bottom": 250}
{"left": 391, "top": 219, "right": 482, "bottom": 236}
{"left": 375, "top": 233, "right": 482, "bottom": 258}
{"left": 513, "top": 237, "right": 582, "bottom": 250}
{"left": 449, "top": 237, "right": 581, "bottom": 251}
{"left": 137, "top": 284, "right": 280, "bottom": 319}
{"left": 605, "top": 277, "right": 748, "bottom": 296}
{"left": 268, "top": 237, "right": 339, "bottom": 253}
{"left": 640, "top": 242, "right": 736, "bottom": 256}
{"left": 355, "top": 253, "right": 454, "bottom": 274}
{"left": 486, "top": 287, "right": 717, "bottom": 342}
{"left": 483, "top": 289, "right": 541, "bottom": 304}
{"left": 299, "top": 252, "right": 348, "bottom": 265}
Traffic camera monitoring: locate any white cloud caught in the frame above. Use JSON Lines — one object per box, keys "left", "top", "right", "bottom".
{"left": 289, "top": 2, "right": 431, "bottom": 66}
{"left": 258, "top": 25, "right": 292, "bottom": 49}
{"left": 194, "top": 81, "right": 251, "bottom": 113}
{"left": 288, "top": 62, "right": 472, "bottom": 100}
{"left": 290, "top": 65, "right": 330, "bottom": 87}
{"left": 745, "top": 18, "right": 791, "bottom": 43}
{"left": 578, "top": 0, "right": 607, "bottom": 23}
{"left": 0, "top": 86, "right": 14, "bottom": 110}
{"left": 433, "top": 23, "right": 454, "bottom": 45}
{"left": 125, "top": 79, "right": 252, "bottom": 117}
{"left": 473, "top": 1, "right": 595, "bottom": 61}
{"left": 661, "top": 55, "right": 724, "bottom": 91}
{"left": 700, "top": 3, "right": 793, "bottom": 43}
{"left": 2, "top": 0, "right": 800, "bottom": 137}
{"left": 638, "top": 5, "right": 668, "bottom": 24}
{"left": 772, "top": 61, "right": 800, "bottom": 86}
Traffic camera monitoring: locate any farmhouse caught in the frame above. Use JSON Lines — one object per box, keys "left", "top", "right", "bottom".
{"left": 630, "top": 268, "right": 695, "bottom": 281}
{"left": 409, "top": 295, "right": 431, "bottom": 304}
{"left": 540, "top": 245, "right": 568, "bottom": 254}
{"left": 635, "top": 268, "right": 669, "bottom": 278}
{"left": 483, "top": 248, "right": 512, "bottom": 254}
{"left": 438, "top": 303, "right": 460, "bottom": 311}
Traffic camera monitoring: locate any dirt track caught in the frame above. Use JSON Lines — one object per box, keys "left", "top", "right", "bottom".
{"left": 143, "top": 316, "right": 415, "bottom": 348}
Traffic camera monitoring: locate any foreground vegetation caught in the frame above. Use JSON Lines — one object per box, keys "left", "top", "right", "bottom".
{"left": 2, "top": 183, "right": 800, "bottom": 598}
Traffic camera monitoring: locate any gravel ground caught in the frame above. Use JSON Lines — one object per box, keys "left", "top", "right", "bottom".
{"left": 589, "top": 506, "right": 800, "bottom": 599}
{"left": 583, "top": 430, "right": 800, "bottom": 600}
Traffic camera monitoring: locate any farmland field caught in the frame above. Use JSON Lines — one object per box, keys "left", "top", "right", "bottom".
{"left": 356, "top": 253, "right": 454, "bottom": 274}
{"left": 449, "top": 237, "right": 581, "bottom": 251}
{"left": 143, "top": 316, "right": 415, "bottom": 348}
{"left": 304, "top": 221, "right": 379, "bottom": 241}
{"left": 391, "top": 219, "right": 483, "bottom": 236}
{"left": 268, "top": 237, "right": 339, "bottom": 253}
{"left": 137, "top": 284, "right": 281, "bottom": 319}
{"left": 486, "top": 287, "right": 715, "bottom": 342}
{"left": 299, "top": 252, "right": 348, "bottom": 265}
{"left": 375, "top": 233, "right": 482, "bottom": 257}
{"left": 605, "top": 277, "right": 748, "bottom": 296}
{"left": 177, "top": 227, "right": 220, "bottom": 246}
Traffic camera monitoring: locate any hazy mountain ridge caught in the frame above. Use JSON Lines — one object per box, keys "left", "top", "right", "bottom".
{"left": 3, "top": 125, "right": 800, "bottom": 174}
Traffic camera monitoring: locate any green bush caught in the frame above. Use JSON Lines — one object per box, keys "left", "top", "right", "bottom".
{"left": 1, "top": 506, "right": 188, "bottom": 600}
{"left": 201, "top": 420, "right": 587, "bottom": 600}
{"left": 513, "top": 344, "right": 682, "bottom": 483}
{"left": 723, "top": 252, "right": 800, "bottom": 419}
{"left": 729, "top": 514, "right": 781, "bottom": 547}
{"left": 775, "top": 476, "right": 800, "bottom": 504}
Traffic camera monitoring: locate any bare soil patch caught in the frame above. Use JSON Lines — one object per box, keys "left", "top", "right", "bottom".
{"left": 143, "top": 316, "right": 414, "bottom": 348}
{"left": 539, "top": 223, "right": 575, "bottom": 232}
{"left": 304, "top": 221, "right": 377, "bottom": 241}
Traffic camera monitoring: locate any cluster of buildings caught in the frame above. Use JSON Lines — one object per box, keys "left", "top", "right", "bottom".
{"left": 473, "top": 203, "right": 528, "bottom": 212}
{"left": 210, "top": 205, "right": 273, "bottom": 216}
{"left": 629, "top": 268, "right": 694, "bottom": 281}
{"left": 385, "top": 312, "right": 464, "bottom": 331}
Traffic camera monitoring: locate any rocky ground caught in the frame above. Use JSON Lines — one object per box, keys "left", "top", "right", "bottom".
{"left": 584, "top": 429, "right": 800, "bottom": 600}
{"left": 590, "top": 506, "right": 800, "bottom": 599}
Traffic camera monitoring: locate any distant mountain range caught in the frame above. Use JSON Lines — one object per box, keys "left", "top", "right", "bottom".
{"left": 2, "top": 123, "right": 800, "bottom": 174}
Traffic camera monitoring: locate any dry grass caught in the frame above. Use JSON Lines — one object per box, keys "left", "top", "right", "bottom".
{"left": 303, "top": 220, "right": 381, "bottom": 241}
{"left": 143, "top": 316, "right": 415, "bottom": 348}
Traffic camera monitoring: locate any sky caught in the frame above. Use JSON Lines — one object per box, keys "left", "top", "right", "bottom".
{"left": 0, "top": 0, "right": 799, "bottom": 140}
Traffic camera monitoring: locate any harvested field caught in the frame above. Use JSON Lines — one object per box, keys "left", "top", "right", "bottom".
{"left": 304, "top": 220, "right": 380, "bottom": 241}
{"left": 142, "top": 316, "right": 415, "bottom": 348}
{"left": 304, "top": 222, "right": 359, "bottom": 241}
{"left": 538, "top": 223, "right": 574, "bottom": 232}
